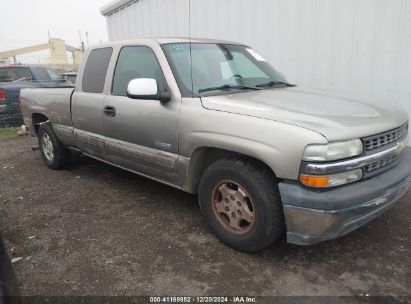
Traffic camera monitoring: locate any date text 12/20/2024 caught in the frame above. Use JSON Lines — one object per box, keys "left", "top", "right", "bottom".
{"left": 149, "top": 296, "right": 257, "bottom": 303}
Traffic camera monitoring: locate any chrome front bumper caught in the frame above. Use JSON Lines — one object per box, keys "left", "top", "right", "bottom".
{"left": 279, "top": 147, "right": 411, "bottom": 245}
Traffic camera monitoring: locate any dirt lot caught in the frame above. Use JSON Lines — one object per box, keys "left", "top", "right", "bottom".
{"left": 0, "top": 136, "right": 410, "bottom": 298}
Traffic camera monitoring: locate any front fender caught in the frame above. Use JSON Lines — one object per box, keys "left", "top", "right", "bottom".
{"left": 179, "top": 99, "right": 327, "bottom": 180}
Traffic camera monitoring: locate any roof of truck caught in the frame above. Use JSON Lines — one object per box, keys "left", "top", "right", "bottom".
{"left": 89, "top": 37, "right": 244, "bottom": 50}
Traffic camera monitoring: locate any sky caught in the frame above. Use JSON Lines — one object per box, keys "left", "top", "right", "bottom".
{"left": 0, "top": 0, "right": 110, "bottom": 63}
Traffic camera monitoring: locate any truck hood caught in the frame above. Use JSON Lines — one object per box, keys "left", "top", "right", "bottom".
{"left": 200, "top": 87, "right": 408, "bottom": 141}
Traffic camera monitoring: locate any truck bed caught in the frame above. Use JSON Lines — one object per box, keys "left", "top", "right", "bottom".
{"left": 20, "top": 87, "right": 75, "bottom": 132}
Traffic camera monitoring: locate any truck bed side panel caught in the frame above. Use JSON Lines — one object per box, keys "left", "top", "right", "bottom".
{"left": 20, "top": 87, "right": 75, "bottom": 146}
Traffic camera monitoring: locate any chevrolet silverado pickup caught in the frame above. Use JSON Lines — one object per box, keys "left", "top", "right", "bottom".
{"left": 20, "top": 38, "right": 411, "bottom": 252}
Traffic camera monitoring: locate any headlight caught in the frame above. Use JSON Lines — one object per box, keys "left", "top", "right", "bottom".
{"left": 303, "top": 139, "right": 363, "bottom": 162}
{"left": 300, "top": 169, "right": 363, "bottom": 188}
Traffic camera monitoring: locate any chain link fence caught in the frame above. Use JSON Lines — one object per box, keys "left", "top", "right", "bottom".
{"left": 0, "top": 64, "right": 77, "bottom": 128}
{"left": 0, "top": 66, "right": 28, "bottom": 128}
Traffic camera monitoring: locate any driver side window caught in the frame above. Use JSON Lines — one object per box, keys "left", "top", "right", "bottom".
{"left": 112, "top": 46, "right": 165, "bottom": 96}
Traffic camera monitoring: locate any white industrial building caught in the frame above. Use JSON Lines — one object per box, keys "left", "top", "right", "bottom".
{"left": 101, "top": 0, "right": 411, "bottom": 131}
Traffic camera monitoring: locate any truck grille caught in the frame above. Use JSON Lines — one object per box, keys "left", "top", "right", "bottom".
{"left": 365, "top": 155, "right": 399, "bottom": 172}
{"left": 301, "top": 123, "right": 408, "bottom": 181}
{"left": 364, "top": 124, "right": 408, "bottom": 151}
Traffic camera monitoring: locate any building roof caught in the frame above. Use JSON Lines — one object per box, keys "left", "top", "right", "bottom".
{"left": 100, "top": 0, "right": 135, "bottom": 16}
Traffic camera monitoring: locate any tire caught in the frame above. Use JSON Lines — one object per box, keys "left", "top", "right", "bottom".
{"left": 38, "top": 123, "right": 70, "bottom": 169}
{"left": 198, "top": 158, "right": 284, "bottom": 252}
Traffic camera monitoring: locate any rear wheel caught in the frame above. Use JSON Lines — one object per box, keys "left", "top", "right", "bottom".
{"left": 38, "top": 123, "right": 70, "bottom": 169}
{"left": 198, "top": 159, "right": 284, "bottom": 252}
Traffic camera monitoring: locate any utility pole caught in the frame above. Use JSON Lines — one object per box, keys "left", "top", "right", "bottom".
{"left": 86, "top": 31, "right": 90, "bottom": 47}
{"left": 79, "top": 30, "right": 85, "bottom": 53}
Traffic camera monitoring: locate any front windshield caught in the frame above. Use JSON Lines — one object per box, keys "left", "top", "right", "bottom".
{"left": 162, "top": 43, "right": 290, "bottom": 96}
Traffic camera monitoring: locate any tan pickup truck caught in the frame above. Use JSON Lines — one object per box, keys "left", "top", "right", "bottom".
{"left": 20, "top": 38, "right": 411, "bottom": 252}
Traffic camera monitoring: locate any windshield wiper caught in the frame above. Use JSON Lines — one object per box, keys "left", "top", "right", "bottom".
{"left": 198, "top": 84, "right": 261, "bottom": 94}
{"left": 256, "top": 81, "right": 296, "bottom": 88}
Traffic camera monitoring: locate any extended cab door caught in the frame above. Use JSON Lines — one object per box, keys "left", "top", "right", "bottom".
{"left": 72, "top": 47, "right": 113, "bottom": 159}
{"left": 102, "top": 44, "right": 181, "bottom": 182}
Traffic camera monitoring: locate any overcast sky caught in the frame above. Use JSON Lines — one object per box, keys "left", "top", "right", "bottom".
{"left": 0, "top": 0, "right": 109, "bottom": 62}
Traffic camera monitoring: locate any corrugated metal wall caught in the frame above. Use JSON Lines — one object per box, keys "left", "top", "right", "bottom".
{"left": 105, "top": 0, "right": 190, "bottom": 41}
{"left": 105, "top": 0, "right": 411, "bottom": 122}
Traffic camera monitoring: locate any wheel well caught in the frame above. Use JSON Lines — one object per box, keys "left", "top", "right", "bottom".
{"left": 32, "top": 113, "right": 49, "bottom": 135}
{"left": 188, "top": 147, "right": 276, "bottom": 193}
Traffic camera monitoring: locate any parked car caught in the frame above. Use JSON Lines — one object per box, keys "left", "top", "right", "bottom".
{"left": 0, "top": 65, "right": 71, "bottom": 127}
{"left": 0, "top": 236, "right": 19, "bottom": 303}
{"left": 20, "top": 38, "right": 411, "bottom": 252}
{"left": 61, "top": 72, "right": 77, "bottom": 86}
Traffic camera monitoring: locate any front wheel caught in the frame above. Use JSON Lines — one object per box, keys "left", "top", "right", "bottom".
{"left": 198, "top": 159, "right": 284, "bottom": 252}
{"left": 38, "top": 123, "right": 70, "bottom": 169}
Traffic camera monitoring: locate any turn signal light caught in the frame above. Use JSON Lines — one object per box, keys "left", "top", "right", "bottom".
{"left": 300, "top": 169, "right": 363, "bottom": 188}
{"left": 300, "top": 175, "right": 329, "bottom": 187}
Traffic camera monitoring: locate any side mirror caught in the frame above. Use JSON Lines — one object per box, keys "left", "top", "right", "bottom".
{"left": 126, "top": 78, "right": 171, "bottom": 102}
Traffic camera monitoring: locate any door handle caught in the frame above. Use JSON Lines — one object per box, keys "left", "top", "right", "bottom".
{"left": 104, "top": 105, "right": 116, "bottom": 117}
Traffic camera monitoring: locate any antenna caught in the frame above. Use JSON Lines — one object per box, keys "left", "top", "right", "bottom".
{"left": 188, "top": 0, "right": 194, "bottom": 96}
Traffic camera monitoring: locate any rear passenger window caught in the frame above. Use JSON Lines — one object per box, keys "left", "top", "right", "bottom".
{"left": 112, "top": 46, "right": 165, "bottom": 96}
{"left": 82, "top": 47, "right": 113, "bottom": 93}
{"left": 0, "top": 67, "right": 32, "bottom": 82}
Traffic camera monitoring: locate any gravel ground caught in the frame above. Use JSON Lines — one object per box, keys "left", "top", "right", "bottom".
{"left": 0, "top": 136, "right": 410, "bottom": 298}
